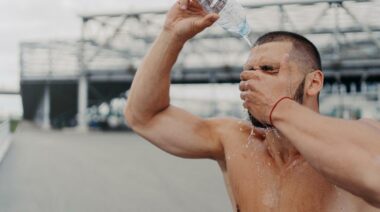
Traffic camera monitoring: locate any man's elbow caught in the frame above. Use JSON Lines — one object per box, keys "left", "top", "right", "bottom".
{"left": 124, "top": 101, "right": 153, "bottom": 130}
{"left": 363, "top": 192, "right": 380, "bottom": 208}
{"left": 374, "top": 195, "right": 380, "bottom": 208}
{"left": 124, "top": 103, "right": 141, "bottom": 129}
{"left": 370, "top": 184, "right": 380, "bottom": 208}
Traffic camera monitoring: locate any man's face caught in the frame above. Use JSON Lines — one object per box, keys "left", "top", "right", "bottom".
{"left": 242, "top": 41, "right": 306, "bottom": 128}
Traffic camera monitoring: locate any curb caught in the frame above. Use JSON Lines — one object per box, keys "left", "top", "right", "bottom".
{"left": 0, "top": 136, "right": 12, "bottom": 165}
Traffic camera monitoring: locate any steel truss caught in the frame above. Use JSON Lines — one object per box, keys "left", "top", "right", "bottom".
{"left": 19, "top": 0, "right": 380, "bottom": 129}
{"left": 20, "top": 0, "right": 380, "bottom": 83}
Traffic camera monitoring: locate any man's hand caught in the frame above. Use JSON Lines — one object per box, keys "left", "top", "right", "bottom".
{"left": 239, "top": 54, "right": 293, "bottom": 125}
{"left": 164, "top": 0, "right": 219, "bottom": 43}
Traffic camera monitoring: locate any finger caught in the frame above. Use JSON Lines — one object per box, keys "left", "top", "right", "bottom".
{"left": 239, "top": 80, "right": 256, "bottom": 91}
{"left": 242, "top": 101, "right": 248, "bottom": 109}
{"left": 239, "top": 81, "right": 249, "bottom": 91}
{"left": 240, "top": 70, "right": 259, "bottom": 81}
{"left": 242, "top": 99, "right": 254, "bottom": 109}
{"left": 240, "top": 91, "right": 248, "bottom": 101}
{"left": 178, "top": 0, "right": 189, "bottom": 10}
{"left": 189, "top": 0, "right": 202, "bottom": 10}
{"left": 195, "top": 13, "right": 219, "bottom": 29}
{"left": 241, "top": 90, "right": 257, "bottom": 102}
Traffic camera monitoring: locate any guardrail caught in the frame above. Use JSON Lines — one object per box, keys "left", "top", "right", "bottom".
{"left": 0, "top": 120, "right": 11, "bottom": 164}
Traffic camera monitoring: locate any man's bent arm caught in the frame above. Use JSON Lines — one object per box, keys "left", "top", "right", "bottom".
{"left": 126, "top": 31, "right": 183, "bottom": 123}
{"left": 125, "top": 2, "right": 224, "bottom": 160}
{"left": 272, "top": 99, "right": 380, "bottom": 207}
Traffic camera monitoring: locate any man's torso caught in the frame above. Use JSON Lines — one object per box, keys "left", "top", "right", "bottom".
{"left": 217, "top": 120, "right": 379, "bottom": 212}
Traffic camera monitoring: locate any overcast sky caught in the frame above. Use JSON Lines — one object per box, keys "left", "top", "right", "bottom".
{"left": 0, "top": 0, "right": 174, "bottom": 90}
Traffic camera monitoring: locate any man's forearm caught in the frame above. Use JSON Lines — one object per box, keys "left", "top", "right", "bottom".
{"left": 126, "top": 30, "right": 185, "bottom": 124}
{"left": 272, "top": 99, "right": 380, "bottom": 205}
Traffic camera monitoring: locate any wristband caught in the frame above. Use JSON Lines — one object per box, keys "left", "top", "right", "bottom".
{"left": 269, "top": 97, "right": 293, "bottom": 126}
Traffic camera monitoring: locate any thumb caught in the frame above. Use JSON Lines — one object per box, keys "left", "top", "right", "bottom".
{"left": 195, "top": 13, "right": 219, "bottom": 30}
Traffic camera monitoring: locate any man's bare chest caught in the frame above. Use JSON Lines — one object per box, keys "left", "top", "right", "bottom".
{"left": 223, "top": 144, "right": 338, "bottom": 211}
{"left": 228, "top": 157, "right": 336, "bottom": 211}
{"left": 219, "top": 127, "right": 378, "bottom": 211}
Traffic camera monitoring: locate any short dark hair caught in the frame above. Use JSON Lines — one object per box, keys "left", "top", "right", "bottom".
{"left": 254, "top": 31, "right": 322, "bottom": 71}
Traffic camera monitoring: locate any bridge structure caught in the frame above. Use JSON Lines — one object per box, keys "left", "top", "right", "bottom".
{"left": 0, "top": 91, "right": 19, "bottom": 95}
{"left": 19, "top": 0, "right": 380, "bottom": 129}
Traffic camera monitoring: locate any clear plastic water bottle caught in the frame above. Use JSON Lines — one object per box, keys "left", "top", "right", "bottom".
{"left": 199, "top": 0, "right": 252, "bottom": 46}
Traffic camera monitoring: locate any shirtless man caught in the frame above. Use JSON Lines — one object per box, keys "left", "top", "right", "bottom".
{"left": 124, "top": 0, "right": 380, "bottom": 211}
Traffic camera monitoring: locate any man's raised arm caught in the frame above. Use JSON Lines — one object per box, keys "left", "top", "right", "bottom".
{"left": 124, "top": 0, "right": 225, "bottom": 160}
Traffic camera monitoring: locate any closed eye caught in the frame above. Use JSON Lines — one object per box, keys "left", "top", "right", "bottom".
{"left": 243, "top": 65, "right": 279, "bottom": 73}
{"left": 260, "top": 65, "right": 279, "bottom": 73}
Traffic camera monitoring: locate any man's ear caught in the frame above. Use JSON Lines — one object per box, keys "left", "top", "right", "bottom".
{"left": 305, "top": 70, "right": 324, "bottom": 97}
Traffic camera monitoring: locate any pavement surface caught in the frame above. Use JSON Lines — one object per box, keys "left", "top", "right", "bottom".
{"left": 0, "top": 122, "right": 231, "bottom": 212}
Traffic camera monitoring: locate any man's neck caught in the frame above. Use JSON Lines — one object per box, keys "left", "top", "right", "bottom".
{"left": 263, "top": 129, "right": 301, "bottom": 168}
{"left": 262, "top": 102, "right": 320, "bottom": 168}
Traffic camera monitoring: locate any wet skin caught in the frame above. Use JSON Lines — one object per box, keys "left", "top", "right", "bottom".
{"left": 126, "top": 38, "right": 380, "bottom": 211}
{"left": 215, "top": 42, "right": 380, "bottom": 211}
{"left": 217, "top": 122, "right": 380, "bottom": 212}
{"left": 125, "top": 1, "right": 380, "bottom": 210}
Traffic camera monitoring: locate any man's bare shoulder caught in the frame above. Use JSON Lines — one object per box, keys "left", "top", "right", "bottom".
{"left": 207, "top": 116, "right": 248, "bottom": 128}
{"left": 207, "top": 117, "right": 252, "bottom": 140}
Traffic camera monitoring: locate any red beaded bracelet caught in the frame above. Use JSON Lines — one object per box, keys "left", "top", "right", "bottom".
{"left": 269, "top": 97, "right": 293, "bottom": 126}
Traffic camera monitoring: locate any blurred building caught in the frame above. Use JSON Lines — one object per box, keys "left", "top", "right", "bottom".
{"left": 19, "top": 0, "right": 380, "bottom": 129}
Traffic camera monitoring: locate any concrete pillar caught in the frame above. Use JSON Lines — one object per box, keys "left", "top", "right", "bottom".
{"left": 360, "top": 81, "right": 367, "bottom": 94}
{"left": 350, "top": 83, "right": 357, "bottom": 94}
{"left": 42, "top": 84, "right": 51, "bottom": 130}
{"left": 77, "top": 18, "right": 88, "bottom": 132}
{"left": 377, "top": 83, "right": 380, "bottom": 109}
{"left": 77, "top": 75, "right": 88, "bottom": 131}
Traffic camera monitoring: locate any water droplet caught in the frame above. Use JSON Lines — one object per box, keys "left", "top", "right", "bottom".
{"left": 242, "top": 126, "right": 254, "bottom": 147}
{"left": 243, "top": 34, "right": 252, "bottom": 47}
{"left": 273, "top": 129, "right": 281, "bottom": 139}
{"left": 250, "top": 127, "right": 255, "bottom": 136}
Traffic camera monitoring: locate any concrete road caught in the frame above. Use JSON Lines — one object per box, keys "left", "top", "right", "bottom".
{"left": 0, "top": 123, "right": 231, "bottom": 212}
